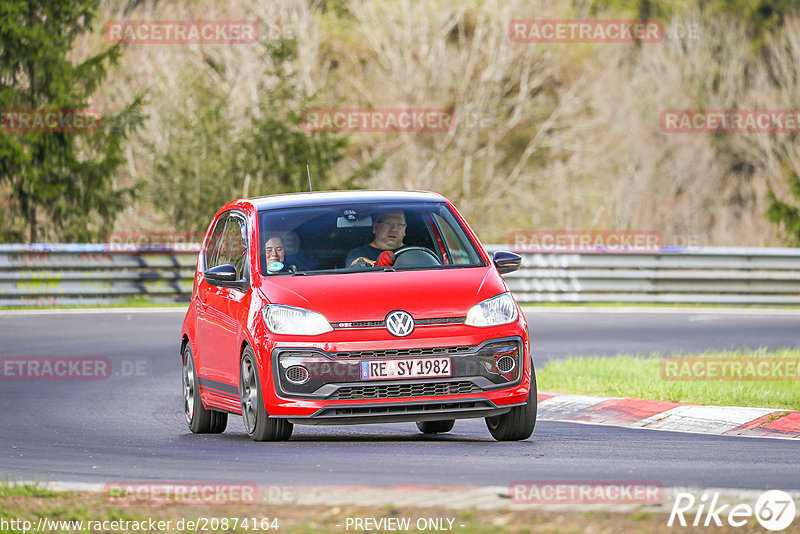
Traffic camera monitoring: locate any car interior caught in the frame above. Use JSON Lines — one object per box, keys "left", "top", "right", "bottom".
{"left": 258, "top": 207, "right": 441, "bottom": 274}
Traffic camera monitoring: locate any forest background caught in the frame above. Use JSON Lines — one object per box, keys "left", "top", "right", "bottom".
{"left": 2, "top": 0, "right": 800, "bottom": 247}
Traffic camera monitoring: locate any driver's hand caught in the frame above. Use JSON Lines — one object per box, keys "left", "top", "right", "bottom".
{"left": 377, "top": 250, "right": 395, "bottom": 266}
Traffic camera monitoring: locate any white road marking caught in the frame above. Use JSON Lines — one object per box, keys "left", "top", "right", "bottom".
{"left": 633, "top": 405, "right": 778, "bottom": 434}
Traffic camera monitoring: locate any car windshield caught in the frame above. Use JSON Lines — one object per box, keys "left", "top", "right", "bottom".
{"left": 257, "top": 202, "right": 486, "bottom": 275}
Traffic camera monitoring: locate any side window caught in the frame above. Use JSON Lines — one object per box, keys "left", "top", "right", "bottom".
{"left": 220, "top": 213, "right": 248, "bottom": 279}
{"left": 431, "top": 212, "right": 476, "bottom": 265}
{"left": 204, "top": 213, "right": 228, "bottom": 271}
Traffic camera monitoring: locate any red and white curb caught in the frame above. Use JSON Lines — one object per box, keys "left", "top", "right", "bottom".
{"left": 537, "top": 392, "right": 800, "bottom": 439}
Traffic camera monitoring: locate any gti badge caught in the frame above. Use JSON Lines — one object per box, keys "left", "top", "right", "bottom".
{"left": 385, "top": 310, "right": 414, "bottom": 337}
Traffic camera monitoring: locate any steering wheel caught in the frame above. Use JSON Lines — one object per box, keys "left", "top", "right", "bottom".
{"left": 391, "top": 246, "right": 441, "bottom": 267}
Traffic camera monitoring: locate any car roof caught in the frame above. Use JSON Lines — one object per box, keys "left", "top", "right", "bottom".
{"left": 246, "top": 190, "right": 446, "bottom": 211}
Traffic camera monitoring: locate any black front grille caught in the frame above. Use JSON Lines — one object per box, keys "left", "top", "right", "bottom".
{"left": 331, "top": 380, "right": 482, "bottom": 400}
{"left": 332, "top": 345, "right": 474, "bottom": 359}
{"left": 415, "top": 317, "right": 466, "bottom": 325}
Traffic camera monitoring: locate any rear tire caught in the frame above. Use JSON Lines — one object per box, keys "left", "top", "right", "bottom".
{"left": 485, "top": 368, "right": 537, "bottom": 441}
{"left": 416, "top": 420, "right": 455, "bottom": 434}
{"left": 240, "top": 347, "right": 293, "bottom": 442}
{"left": 183, "top": 344, "right": 228, "bottom": 434}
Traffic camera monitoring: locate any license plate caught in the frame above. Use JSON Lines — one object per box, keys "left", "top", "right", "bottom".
{"left": 360, "top": 358, "right": 451, "bottom": 381}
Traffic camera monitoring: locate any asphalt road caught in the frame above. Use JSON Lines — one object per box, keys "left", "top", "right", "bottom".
{"left": 0, "top": 308, "right": 798, "bottom": 490}
{"left": 527, "top": 307, "right": 800, "bottom": 362}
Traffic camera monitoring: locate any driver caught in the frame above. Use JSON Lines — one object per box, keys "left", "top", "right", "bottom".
{"left": 345, "top": 210, "right": 406, "bottom": 268}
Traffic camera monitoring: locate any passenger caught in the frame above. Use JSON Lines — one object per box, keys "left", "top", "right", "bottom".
{"left": 264, "top": 236, "right": 295, "bottom": 274}
{"left": 345, "top": 210, "right": 406, "bottom": 268}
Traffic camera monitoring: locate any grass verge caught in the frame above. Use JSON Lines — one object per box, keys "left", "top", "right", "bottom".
{"left": 537, "top": 348, "right": 800, "bottom": 410}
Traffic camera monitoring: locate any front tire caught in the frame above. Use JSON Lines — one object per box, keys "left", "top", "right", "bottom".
{"left": 240, "top": 347, "right": 293, "bottom": 442}
{"left": 485, "top": 368, "right": 537, "bottom": 441}
{"left": 416, "top": 420, "right": 455, "bottom": 434}
{"left": 183, "top": 344, "right": 227, "bottom": 434}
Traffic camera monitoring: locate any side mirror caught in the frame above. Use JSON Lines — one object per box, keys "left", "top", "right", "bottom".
{"left": 492, "top": 251, "right": 521, "bottom": 275}
{"left": 204, "top": 264, "right": 248, "bottom": 290}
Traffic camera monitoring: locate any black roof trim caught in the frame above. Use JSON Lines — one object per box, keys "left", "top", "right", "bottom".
{"left": 247, "top": 190, "right": 444, "bottom": 210}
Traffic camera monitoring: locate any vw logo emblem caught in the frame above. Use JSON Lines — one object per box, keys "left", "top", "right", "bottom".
{"left": 385, "top": 310, "right": 414, "bottom": 337}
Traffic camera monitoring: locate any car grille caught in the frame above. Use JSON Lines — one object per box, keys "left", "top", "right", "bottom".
{"left": 330, "top": 380, "right": 482, "bottom": 400}
{"left": 331, "top": 345, "right": 474, "bottom": 359}
{"left": 414, "top": 317, "right": 466, "bottom": 325}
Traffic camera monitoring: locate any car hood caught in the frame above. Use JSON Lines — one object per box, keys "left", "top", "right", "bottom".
{"left": 258, "top": 267, "right": 506, "bottom": 322}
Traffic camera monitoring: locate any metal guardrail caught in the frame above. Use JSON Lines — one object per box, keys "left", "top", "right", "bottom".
{"left": 1, "top": 244, "right": 800, "bottom": 306}
{"left": 489, "top": 246, "right": 800, "bottom": 305}
{"left": 0, "top": 244, "right": 198, "bottom": 306}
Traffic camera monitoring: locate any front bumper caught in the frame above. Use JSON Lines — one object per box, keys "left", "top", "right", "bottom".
{"left": 286, "top": 397, "right": 525, "bottom": 425}
{"left": 272, "top": 337, "right": 523, "bottom": 400}
{"left": 264, "top": 336, "right": 529, "bottom": 424}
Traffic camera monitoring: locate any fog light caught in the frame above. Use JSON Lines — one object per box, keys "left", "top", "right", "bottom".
{"left": 493, "top": 348, "right": 519, "bottom": 379}
{"left": 286, "top": 365, "right": 310, "bottom": 385}
{"left": 495, "top": 354, "right": 516, "bottom": 374}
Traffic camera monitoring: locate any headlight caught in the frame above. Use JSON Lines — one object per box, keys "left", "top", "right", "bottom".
{"left": 262, "top": 305, "right": 333, "bottom": 335}
{"left": 465, "top": 292, "right": 518, "bottom": 327}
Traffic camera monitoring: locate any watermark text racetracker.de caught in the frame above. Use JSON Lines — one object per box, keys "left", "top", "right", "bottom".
{"left": 510, "top": 480, "right": 663, "bottom": 504}
{"left": 104, "top": 482, "right": 266, "bottom": 505}
{"left": 104, "top": 20, "right": 258, "bottom": 44}
{"left": 509, "top": 19, "right": 701, "bottom": 43}
{"left": 0, "top": 357, "right": 147, "bottom": 380}
{"left": 660, "top": 357, "right": 800, "bottom": 381}
{"left": 661, "top": 109, "right": 800, "bottom": 133}
{"left": 509, "top": 19, "right": 663, "bottom": 43}
{"left": 105, "top": 231, "right": 204, "bottom": 253}
{"left": 509, "top": 230, "right": 663, "bottom": 253}
{"left": 302, "top": 108, "right": 454, "bottom": 132}
{"left": 1, "top": 109, "right": 102, "bottom": 132}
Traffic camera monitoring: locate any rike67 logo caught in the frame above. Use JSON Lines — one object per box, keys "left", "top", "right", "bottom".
{"left": 669, "top": 490, "right": 796, "bottom": 531}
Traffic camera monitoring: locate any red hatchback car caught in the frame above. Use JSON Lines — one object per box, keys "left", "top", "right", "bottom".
{"left": 180, "top": 191, "right": 536, "bottom": 441}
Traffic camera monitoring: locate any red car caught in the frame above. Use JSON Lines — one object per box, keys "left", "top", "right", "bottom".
{"left": 180, "top": 191, "right": 536, "bottom": 441}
